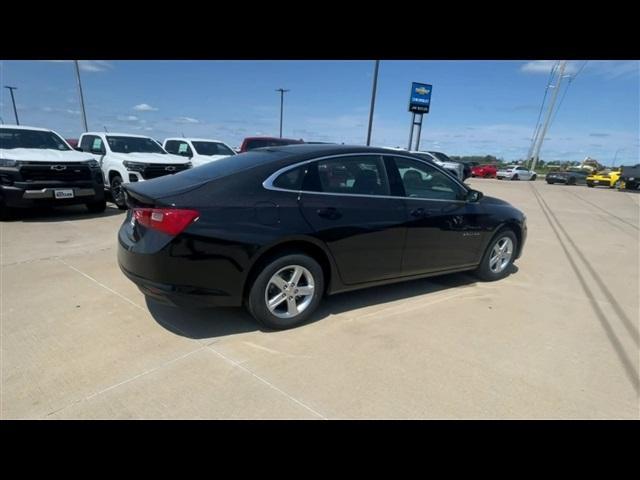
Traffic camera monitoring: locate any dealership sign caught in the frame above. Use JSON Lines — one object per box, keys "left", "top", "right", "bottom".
{"left": 408, "top": 82, "right": 432, "bottom": 114}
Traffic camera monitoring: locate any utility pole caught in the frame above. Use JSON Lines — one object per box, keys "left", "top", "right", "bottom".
{"left": 366, "top": 60, "right": 380, "bottom": 146}
{"left": 74, "top": 61, "right": 89, "bottom": 132}
{"left": 530, "top": 60, "right": 567, "bottom": 172}
{"left": 276, "top": 88, "right": 290, "bottom": 138}
{"left": 4, "top": 86, "right": 19, "bottom": 125}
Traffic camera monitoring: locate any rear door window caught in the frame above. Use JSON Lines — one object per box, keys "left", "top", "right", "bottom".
{"left": 304, "top": 155, "right": 389, "bottom": 196}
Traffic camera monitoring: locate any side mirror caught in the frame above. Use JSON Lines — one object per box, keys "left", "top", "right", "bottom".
{"left": 467, "top": 189, "right": 483, "bottom": 202}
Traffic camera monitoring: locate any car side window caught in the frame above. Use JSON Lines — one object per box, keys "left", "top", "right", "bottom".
{"left": 177, "top": 142, "right": 193, "bottom": 157}
{"left": 79, "top": 135, "right": 94, "bottom": 152}
{"left": 273, "top": 165, "right": 307, "bottom": 190}
{"left": 392, "top": 157, "right": 465, "bottom": 201}
{"left": 306, "top": 156, "right": 390, "bottom": 196}
{"left": 91, "top": 137, "right": 105, "bottom": 154}
{"left": 164, "top": 140, "right": 178, "bottom": 154}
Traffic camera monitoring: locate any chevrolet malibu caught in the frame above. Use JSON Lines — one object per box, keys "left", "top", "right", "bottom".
{"left": 118, "top": 145, "right": 527, "bottom": 329}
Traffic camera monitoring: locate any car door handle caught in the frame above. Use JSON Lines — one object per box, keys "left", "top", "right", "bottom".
{"left": 317, "top": 207, "right": 342, "bottom": 220}
{"left": 411, "top": 207, "right": 440, "bottom": 217}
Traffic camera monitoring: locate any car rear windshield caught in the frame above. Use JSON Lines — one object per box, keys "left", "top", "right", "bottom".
{"left": 192, "top": 141, "right": 235, "bottom": 156}
{"left": 245, "top": 138, "right": 302, "bottom": 150}
{"left": 0, "top": 128, "right": 70, "bottom": 151}
{"left": 106, "top": 136, "right": 166, "bottom": 154}
{"left": 180, "top": 149, "right": 293, "bottom": 181}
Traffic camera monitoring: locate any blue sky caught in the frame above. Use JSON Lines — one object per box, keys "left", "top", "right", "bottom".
{"left": 1, "top": 60, "right": 638, "bottom": 164}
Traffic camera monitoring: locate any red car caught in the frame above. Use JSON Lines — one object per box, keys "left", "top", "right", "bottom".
{"left": 471, "top": 164, "right": 498, "bottom": 178}
{"left": 239, "top": 136, "right": 304, "bottom": 153}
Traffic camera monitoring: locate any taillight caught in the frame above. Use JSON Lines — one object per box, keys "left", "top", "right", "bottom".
{"left": 133, "top": 208, "right": 200, "bottom": 236}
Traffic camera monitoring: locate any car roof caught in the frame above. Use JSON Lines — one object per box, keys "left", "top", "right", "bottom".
{"left": 0, "top": 124, "right": 54, "bottom": 132}
{"left": 84, "top": 131, "right": 152, "bottom": 138}
{"left": 243, "top": 136, "right": 302, "bottom": 141}
{"left": 252, "top": 143, "right": 442, "bottom": 160}
{"left": 164, "top": 137, "right": 227, "bottom": 143}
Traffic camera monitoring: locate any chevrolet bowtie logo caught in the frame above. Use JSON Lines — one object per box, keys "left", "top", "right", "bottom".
{"left": 415, "top": 86, "right": 430, "bottom": 95}
{"left": 165, "top": 166, "right": 176, "bottom": 171}
{"left": 50, "top": 165, "right": 67, "bottom": 171}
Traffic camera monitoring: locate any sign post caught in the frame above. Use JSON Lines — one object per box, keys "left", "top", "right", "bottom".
{"left": 407, "top": 82, "right": 432, "bottom": 151}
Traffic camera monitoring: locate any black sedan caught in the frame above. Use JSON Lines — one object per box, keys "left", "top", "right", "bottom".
{"left": 545, "top": 170, "right": 588, "bottom": 185}
{"left": 118, "top": 145, "right": 527, "bottom": 329}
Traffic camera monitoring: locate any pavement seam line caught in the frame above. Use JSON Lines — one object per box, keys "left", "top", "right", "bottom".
{"left": 204, "top": 343, "right": 328, "bottom": 420}
{"left": 46, "top": 346, "right": 207, "bottom": 417}
{"left": 57, "top": 257, "right": 147, "bottom": 312}
{"left": 58, "top": 256, "right": 327, "bottom": 419}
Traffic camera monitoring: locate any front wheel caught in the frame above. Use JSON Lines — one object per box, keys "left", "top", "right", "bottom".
{"left": 475, "top": 229, "right": 518, "bottom": 282}
{"left": 512, "top": 174, "right": 519, "bottom": 181}
{"left": 247, "top": 253, "right": 324, "bottom": 330}
{"left": 109, "top": 175, "right": 127, "bottom": 210}
{"left": 587, "top": 182, "right": 594, "bottom": 188}
{"left": 530, "top": 174, "right": 537, "bottom": 181}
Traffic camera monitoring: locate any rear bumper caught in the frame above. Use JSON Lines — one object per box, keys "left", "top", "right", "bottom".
{"left": 119, "top": 263, "right": 241, "bottom": 307}
{"left": 117, "top": 223, "right": 246, "bottom": 307}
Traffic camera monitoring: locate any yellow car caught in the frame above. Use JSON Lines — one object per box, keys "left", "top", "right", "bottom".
{"left": 586, "top": 168, "right": 621, "bottom": 188}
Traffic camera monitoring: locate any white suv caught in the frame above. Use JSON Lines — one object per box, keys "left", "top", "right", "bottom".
{"left": 163, "top": 138, "right": 235, "bottom": 167}
{"left": 77, "top": 132, "right": 192, "bottom": 209}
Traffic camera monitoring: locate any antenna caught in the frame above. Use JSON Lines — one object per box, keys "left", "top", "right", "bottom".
{"left": 182, "top": 131, "right": 185, "bottom": 137}
{"left": 104, "top": 126, "right": 109, "bottom": 132}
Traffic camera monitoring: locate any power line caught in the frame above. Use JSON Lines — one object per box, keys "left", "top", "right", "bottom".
{"left": 525, "top": 61, "right": 558, "bottom": 162}
{"left": 548, "top": 61, "right": 587, "bottom": 129}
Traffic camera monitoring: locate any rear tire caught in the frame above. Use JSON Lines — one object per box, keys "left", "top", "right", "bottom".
{"left": 475, "top": 229, "right": 518, "bottom": 282}
{"left": 587, "top": 182, "right": 594, "bottom": 188}
{"left": 86, "top": 199, "right": 107, "bottom": 213}
{"left": 610, "top": 179, "right": 620, "bottom": 189}
{"left": 512, "top": 174, "right": 519, "bottom": 181}
{"left": 109, "top": 175, "right": 128, "bottom": 210}
{"left": 247, "top": 252, "right": 324, "bottom": 330}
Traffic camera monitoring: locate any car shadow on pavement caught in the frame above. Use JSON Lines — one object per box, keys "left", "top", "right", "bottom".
{"left": 145, "top": 270, "right": 487, "bottom": 340}
{"left": 11, "top": 204, "right": 125, "bottom": 222}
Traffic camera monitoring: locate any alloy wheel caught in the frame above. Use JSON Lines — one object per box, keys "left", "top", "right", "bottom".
{"left": 264, "top": 265, "right": 315, "bottom": 319}
{"left": 489, "top": 237, "right": 514, "bottom": 274}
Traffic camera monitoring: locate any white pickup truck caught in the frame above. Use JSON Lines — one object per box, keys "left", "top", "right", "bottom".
{"left": 1, "top": 125, "right": 107, "bottom": 219}
{"left": 163, "top": 137, "right": 236, "bottom": 167}
{"left": 77, "top": 132, "right": 192, "bottom": 209}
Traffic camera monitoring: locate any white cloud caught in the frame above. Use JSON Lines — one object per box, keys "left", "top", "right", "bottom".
{"left": 78, "top": 60, "right": 113, "bottom": 72}
{"left": 133, "top": 103, "right": 158, "bottom": 112}
{"left": 117, "top": 115, "right": 139, "bottom": 122}
{"left": 520, "top": 60, "right": 579, "bottom": 75}
{"left": 175, "top": 116, "right": 199, "bottom": 124}
{"left": 44, "top": 60, "right": 113, "bottom": 72}
{"left": 520, "top": 60, "right": 639, "bottom": 80}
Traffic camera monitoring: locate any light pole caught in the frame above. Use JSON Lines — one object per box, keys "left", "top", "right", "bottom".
{"left": 4, "top": 86, "right": 19, "bottom": 125}
{"left": 74, "top": 60, "right": 89, "bottom": 132}
{"left": 366, "top": 60, "right": 380, "bottom": 146}
{"left": 276, "top": 88, "right": 290, "bottom": 138}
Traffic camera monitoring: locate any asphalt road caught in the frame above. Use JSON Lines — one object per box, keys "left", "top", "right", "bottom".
{"left": 1, "top": 179, "right": 638, "bottom": 419}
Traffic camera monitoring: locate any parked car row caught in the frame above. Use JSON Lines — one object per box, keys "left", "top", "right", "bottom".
{"left": 0, "top": 125, "right": 313, "bottom": 217}
{"left": 545, "top": 166, "right": 639, "bottom": 190}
